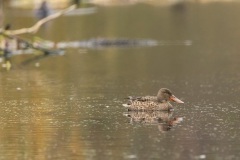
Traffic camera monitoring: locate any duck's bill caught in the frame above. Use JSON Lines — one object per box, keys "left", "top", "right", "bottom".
{"left": 170, "top": 95, "right": 184, "bottom": 103}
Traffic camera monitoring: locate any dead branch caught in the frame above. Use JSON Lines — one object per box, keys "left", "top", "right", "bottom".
{"left": 2, "top": 5, "right": 76, "bottom": 36}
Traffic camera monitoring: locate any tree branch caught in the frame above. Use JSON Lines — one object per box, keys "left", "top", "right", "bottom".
{"left": 2, "top": 5, "right": 76, "bottom": 35}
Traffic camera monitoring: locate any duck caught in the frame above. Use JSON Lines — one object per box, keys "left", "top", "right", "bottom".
{"left": 123, "top": 88, "right": 184, "bottom": 111}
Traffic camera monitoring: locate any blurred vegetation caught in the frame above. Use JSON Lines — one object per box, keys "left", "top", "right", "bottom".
{"left": 4, "top": 0, "right": 240, "bottom": 9}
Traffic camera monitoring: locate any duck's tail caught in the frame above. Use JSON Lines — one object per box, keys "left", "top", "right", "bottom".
{"left": 122, "top": 103, "right": 130, "bottom": 107}
{"left": 125, "top": 96, "right": 136, "bottom": 100}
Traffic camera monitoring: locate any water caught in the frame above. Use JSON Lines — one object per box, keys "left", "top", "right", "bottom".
{"left": 1, "top": 2, "right": 240, "bottom": 160}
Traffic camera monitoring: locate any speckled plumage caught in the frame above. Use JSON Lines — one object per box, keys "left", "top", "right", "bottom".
{"left": 125, "top": 100, "right": 173, "bottom": 111}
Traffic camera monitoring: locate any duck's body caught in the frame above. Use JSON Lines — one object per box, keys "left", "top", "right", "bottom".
{"left": 123, "top": 88, "right": 184, "bottom": 111}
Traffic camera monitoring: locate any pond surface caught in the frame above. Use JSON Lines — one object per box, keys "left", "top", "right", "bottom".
{"left": 1, "top": 2, "right": 240, "bottom": 160}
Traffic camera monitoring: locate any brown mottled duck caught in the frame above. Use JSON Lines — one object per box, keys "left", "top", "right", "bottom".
{"left": 123, "top": 88, "right": 184, "bottom": 111}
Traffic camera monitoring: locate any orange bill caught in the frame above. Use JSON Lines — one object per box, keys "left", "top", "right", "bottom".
{"left": 170, "top": 95, "right": 184, "bottom": 103}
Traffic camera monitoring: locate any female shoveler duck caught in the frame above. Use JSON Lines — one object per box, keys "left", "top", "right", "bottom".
{"left": 123, "top": 88, "right": 184, "bottom": 111}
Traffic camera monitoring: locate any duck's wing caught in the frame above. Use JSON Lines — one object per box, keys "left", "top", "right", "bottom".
{"left": 127, "top": 96, "right": 157, "bottom": 102}
{"left": 138, "top": 96, "right": 157, "bottom": 101}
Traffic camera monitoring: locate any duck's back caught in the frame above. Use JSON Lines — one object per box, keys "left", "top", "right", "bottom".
{"left": 128, "top": 96, "right": 157, "bottom": 102}
{"left": 125, "top": 100, "right": 172, "bottom": 111}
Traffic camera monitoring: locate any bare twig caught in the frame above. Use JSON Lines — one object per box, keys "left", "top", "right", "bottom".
{"left": 2, "top": 5, "right": 76, "bottom": 35}
{"left": 1, "top": 32, "right": 63, "bottom": 55}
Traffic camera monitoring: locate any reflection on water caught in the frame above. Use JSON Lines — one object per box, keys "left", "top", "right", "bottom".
{"left": 124, "top": 111, "right": 183, "bottom": 132}
{"left": 57, "top": 38, "right": 159, "bottom": 49}
{"left": 56, "top": 38, "right": 192, "bottom": 50}
{"left": 1, "top": 2, "right": 240, "bottom": 160}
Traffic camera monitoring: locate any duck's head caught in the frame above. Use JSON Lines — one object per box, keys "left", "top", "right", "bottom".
{"left": 157, "top": 88, "right": 184, "bottom": 103}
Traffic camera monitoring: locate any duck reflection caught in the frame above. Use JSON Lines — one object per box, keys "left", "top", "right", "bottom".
{"left": 124, "top": 111, "right": 183, "bottom": 132}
